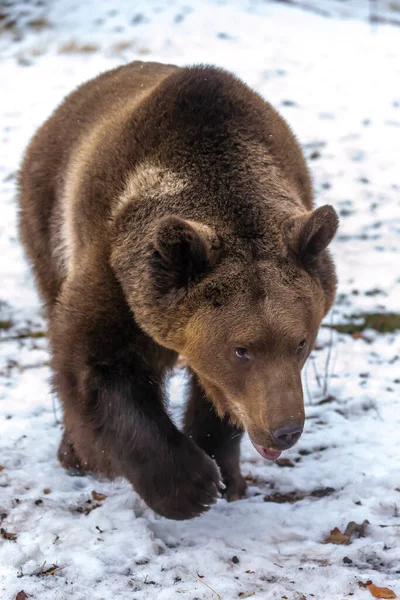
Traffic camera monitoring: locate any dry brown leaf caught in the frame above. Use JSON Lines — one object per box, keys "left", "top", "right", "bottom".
{"left": 395, "top": 488, "right": 400, "bottom": 492}
{"left": 276, "top": 457, "right": 295, "bottom": 468}
{"left": 352, "top": 331, "right": 364, "bottom": 340}
{"left": 92, "top": 490, "right": 107, "bottom": 502}
{"left": 41, "top": 564, "right": 63, "bottom": 576}
{"left": 367, "top": 583, "right": 397, "bottom": 599}
{"left": 323, "top": 520, "right": 369, "bottom": 545}
{"left": 43, "top": 488, "right": 51, "bottom": 495}
{"left": 264, "top": 491, "right": 304, "bottom": 504}
{"left": 16, "top": 592, "right": 29, "bottom": 600}
{"left": 0, "top": 465, "right": 5, "bottom": 472}
{"left": 0, "top": 527, "right": 17, "bottom": 541}
{"left": 323, "top": 527, "right": 350, "bottom": 545}
{"left": 344, "top": 520, "right": 369, "bottom": 538}
{"left": 71, "top": 501, "right": 100, "bottom": 516}
{"left": 310, "top": 487, "right": 336, "bottom": 498}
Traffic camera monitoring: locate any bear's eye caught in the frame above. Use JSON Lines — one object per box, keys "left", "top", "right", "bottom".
{"left": 297, "top": 339, "right": 307, "bottom": 351}
{"left": 235, "top": 347, "right": 248, "bottom": 359}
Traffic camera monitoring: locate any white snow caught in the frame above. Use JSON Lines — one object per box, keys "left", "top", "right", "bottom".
{"left": 1, "top": 1, "right": 400, "bottom": 599}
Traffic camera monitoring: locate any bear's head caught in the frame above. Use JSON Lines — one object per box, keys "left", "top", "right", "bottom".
{"left": 114, "top": 204, "right": 338, "bottom": 459}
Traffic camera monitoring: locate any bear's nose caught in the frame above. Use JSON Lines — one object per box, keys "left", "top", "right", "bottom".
{"left": 270, "top": 422, "right": 303, "bottom": 450}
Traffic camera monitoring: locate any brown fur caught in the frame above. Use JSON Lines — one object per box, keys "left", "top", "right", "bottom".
{"left": 18, "top": 61, "right": 338, "bottom": 520}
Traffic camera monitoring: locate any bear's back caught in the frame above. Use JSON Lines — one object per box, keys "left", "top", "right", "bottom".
{"left": 18, "top": 61, "right": 178, "bottom": 300}
{"left": 18, "top": 61, "right": 313, "bottom": 305}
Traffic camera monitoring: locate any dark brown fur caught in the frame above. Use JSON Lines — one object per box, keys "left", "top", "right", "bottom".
{"left": 18, "top": 61, "right": 338, "bottom": 519}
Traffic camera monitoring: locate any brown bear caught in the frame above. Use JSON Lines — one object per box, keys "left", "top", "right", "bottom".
{"left": 18, "top": 61, "right": 338, "bottom": 520}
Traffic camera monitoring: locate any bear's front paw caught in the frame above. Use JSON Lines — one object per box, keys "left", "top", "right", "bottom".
{"left": 137, "top": 436, "right": 222, "bottom": 520}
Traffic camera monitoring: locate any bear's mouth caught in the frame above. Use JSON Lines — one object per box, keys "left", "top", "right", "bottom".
{"left": 251, "top": 441, "right": 282, "bottom": 461}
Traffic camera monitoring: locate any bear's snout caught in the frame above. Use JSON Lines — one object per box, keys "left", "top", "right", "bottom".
{"left": 248, "top": 412, "right": 305, "bottom": 458}
{"left": 270, "top": 422, "right": 303, "bottom": 450}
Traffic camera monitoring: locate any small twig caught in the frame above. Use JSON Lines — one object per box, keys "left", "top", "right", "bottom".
{"left": 311, "top": 357, "right": 322, "bottom": 390}
{"left": 194, "top": 575, "right": 221, "bottom": 600}
{"left": 372, "top": 402, "right": 384, "bottom": 422}
{"left": 0, "top": 331, "right": 46, "bottom": 343}
{"left": 304, "top": 359, "right": 313, "bottom": 405}
{"left": 17, "top": 361, "right": 50, "bottom": 372}
{"left": 369, "top": 0, "right": 377, "bottom": 25}
{"left": 274, "top": 0, "right": 330, "bottom": 18}
{"left": 330, "top": 328, "right": 339, "bottom": 386}
{"left": 322, "top": 312, "right": 335, "bottom": 397}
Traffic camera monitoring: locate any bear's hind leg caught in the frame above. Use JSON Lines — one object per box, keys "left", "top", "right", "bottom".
{"left": 184, "top": 370, "right": 247, "bottom": 502}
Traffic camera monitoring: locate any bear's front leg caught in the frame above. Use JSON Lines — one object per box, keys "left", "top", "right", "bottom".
{"left": 50, "top": 267, "right": 222, "bottom": 520}
{"left": 184, "top": 370, "right": 247, "bottom": 502}
{"left": 58, "top": 429, "right": 84, "bottom": 474}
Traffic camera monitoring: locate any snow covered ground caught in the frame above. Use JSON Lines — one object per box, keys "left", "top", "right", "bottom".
{"left": 1, "top": 1, "right": 400, "bottom": 599}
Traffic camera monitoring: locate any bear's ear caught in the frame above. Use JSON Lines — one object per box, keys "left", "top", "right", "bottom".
{"left": 284, "top": 205, "right": 338, "bottom": 269}
{"left": 150, "top": 215, "right": 221, "bottom": 296}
